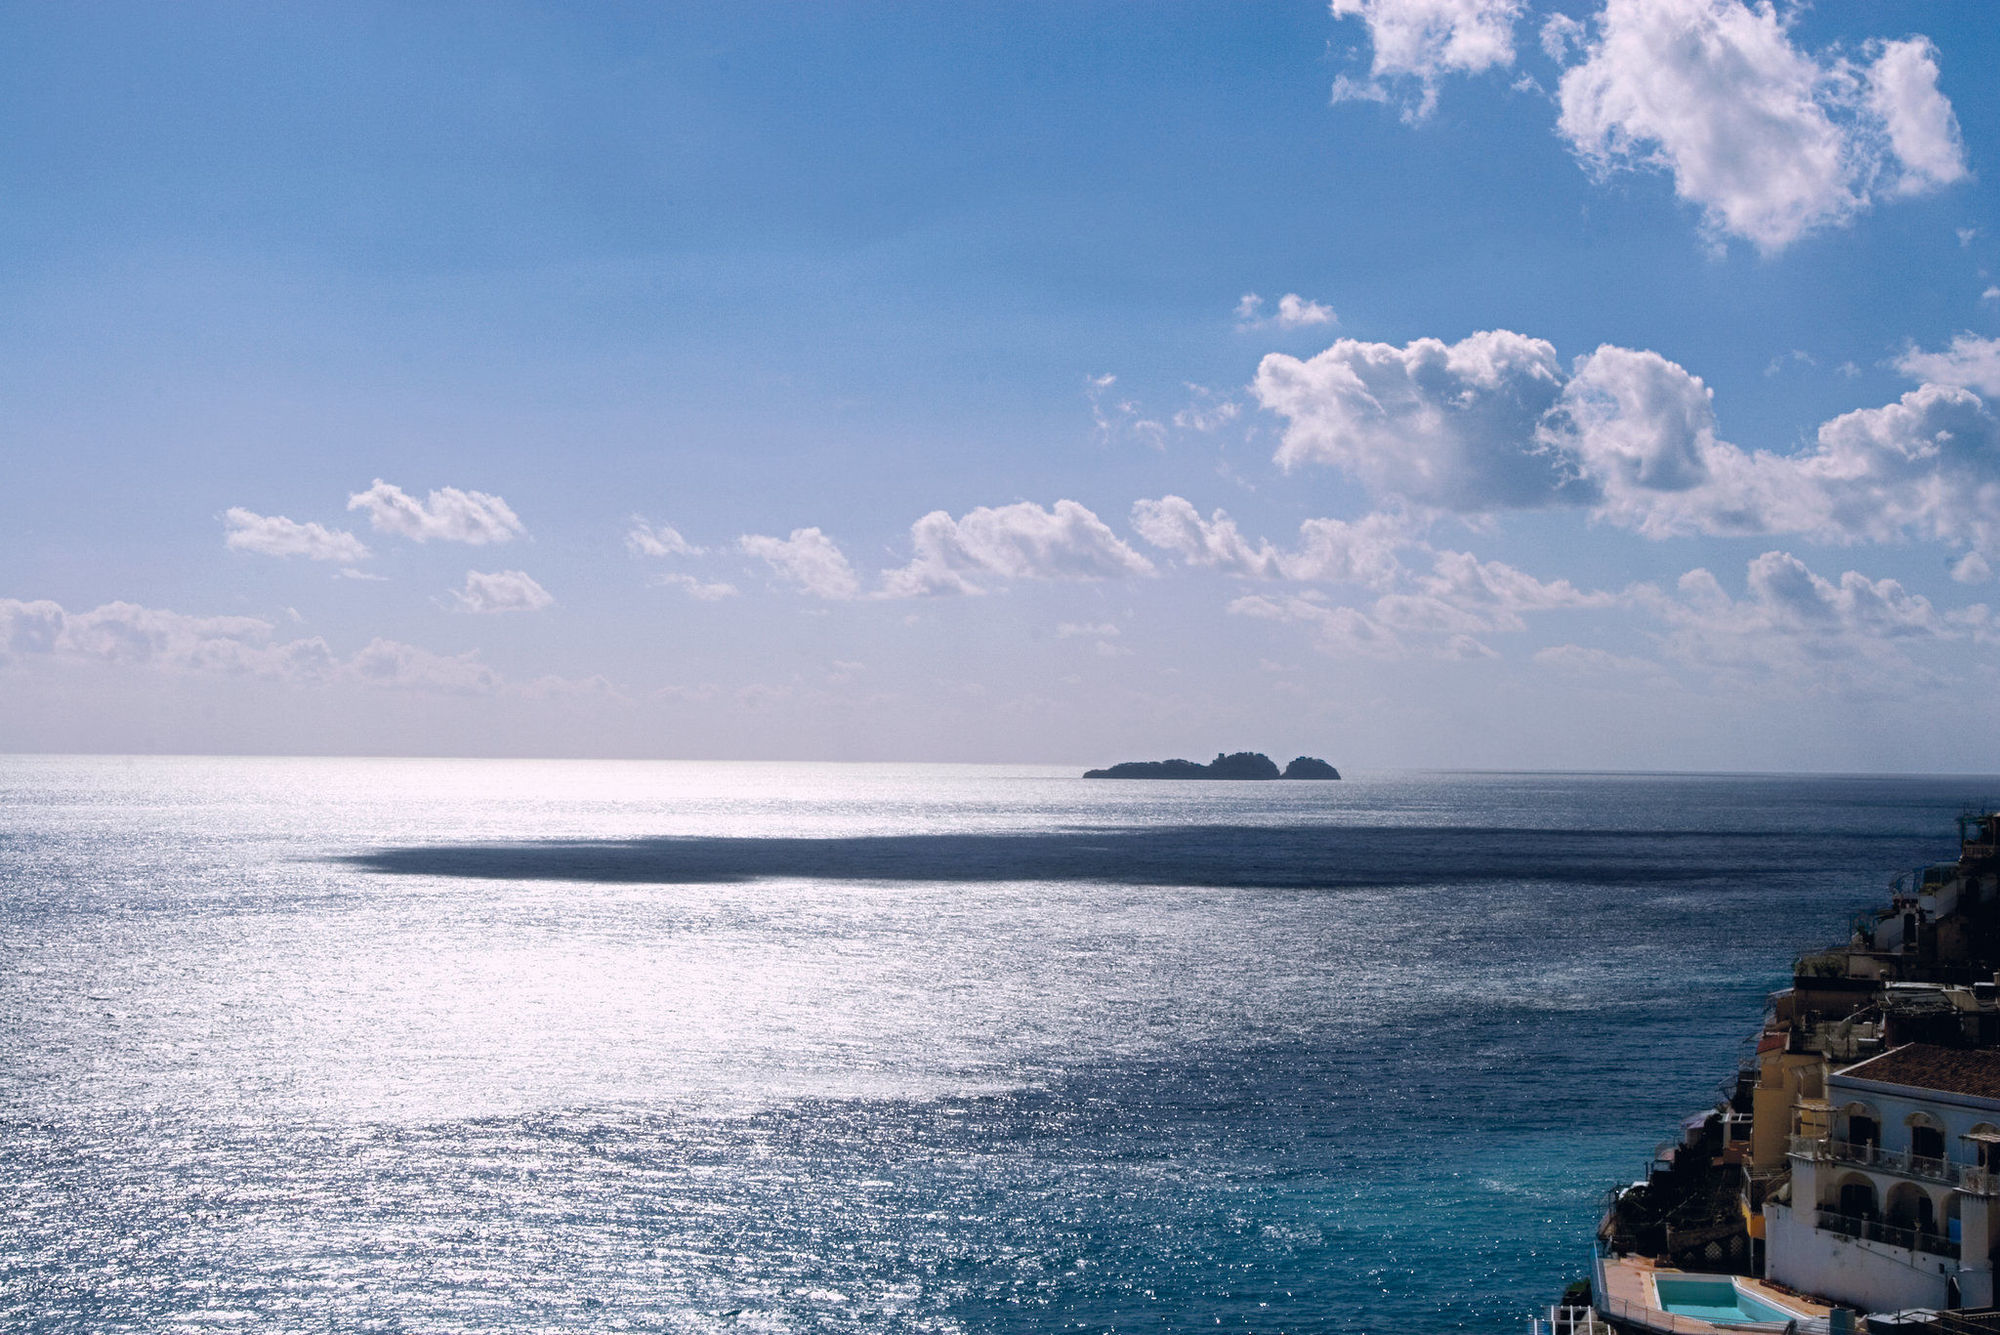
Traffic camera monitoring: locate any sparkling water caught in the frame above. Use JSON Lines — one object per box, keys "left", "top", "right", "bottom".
{"left": 2, "top": 756, "right": 1990, "bottom": 1332}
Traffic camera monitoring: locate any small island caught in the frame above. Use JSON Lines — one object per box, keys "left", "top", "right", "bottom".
{"left": 1083, "top": 752, "right": 1340, "bottom": 780}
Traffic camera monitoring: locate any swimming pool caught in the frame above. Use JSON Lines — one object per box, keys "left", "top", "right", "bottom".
{"left": 1654, "top": 1276, "right": 1798, "bottom": 1323}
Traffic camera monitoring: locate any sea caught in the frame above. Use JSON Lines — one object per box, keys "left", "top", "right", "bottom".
{"left": 4, "top": 756, "right": 1997, "bottom": 1334}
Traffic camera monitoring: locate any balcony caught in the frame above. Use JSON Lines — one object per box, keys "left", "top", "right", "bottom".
{"left": 1816, "top": 1208, "right": 1961, "bottom": 1259}
{"left": 1788, "top": 1135, "right": 1964, "bottom": 1186}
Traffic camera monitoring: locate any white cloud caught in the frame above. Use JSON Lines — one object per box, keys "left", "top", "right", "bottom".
{"left": 740, "top": 527, "right": 862, "bottom": 600}
{"left": 347, "top": 479, "right": 525, "bottom": 545}
{"left": 1866, "top": 37, "right": 1968, "bottom": 197}
{"left": 1130, "top": 497, "right": 1285, "bottom": 577}
{"left": 1561, "top": 349, "right": 2000, "bottom": 549}
{"left": 1196, "top": 511, "right": 1618, "bottom": 660}
{"left": 1895, "top": 334, "right": 2000, "bottom": 398}
{"left": 1129, "top": 496, "right": 1418, "bottom": 590}
{"left": 654, "top": 572, "right": 738, "bottom": 601}
{"left": 224, "top": 508, "right": 370, "bottom": 563}
{"left": 0, "top": 599, "right": 66, "bottom": 656}
{"left": 0, "top": 595, "right": 594, "bottom": 697}
{"left": 1329, "top": 0, "right": 1525, "bottom": 118}
{"left": 449, "top": 569, "right": 554, "bottom": 615}
{"left": 1642, "top": 550, "right": 1952, "bottom": 691}
{"left": 1254, "top": 330, "right": 1578, "bottom": 510}
{"left": 1415, "top": 549, "right": 1617, "bottom": 623}
{"left": 1985, "top": 288, "right": 2000, "bottom": 304}
{"left": 1276, "top": 293, "right": 1336, "bottom": 328}
{"left": 1286, "top": 514, "right": 1420, "bottom": 589}
{"left": 1553, "top": 0, "right": 1967, "bottom": 252}
{"left": 627, "top": 519, "right": 700, "bottom": 558}
{"left": 1803, "top": 384, "right": 2000, "bottom": 550}
{"left": 1539, "top": 12, "right": 1585, "bottom": 62}
{"left": 1953, "top": 552, "right": 1992, "bottom": 586}
{"left": 1257, "top": 329, "right": 2000, "bottom": 553}
{"left": 1056, "top": 621, "right": 1120, "bottom": 639}
{"left": 883, "top": 500, "right": 1155, "bottom": 597}
{"left": 0, "top": 597, "right": 336, "bottom": 680}
{"left": 1234, "top": 292, "right": 1336, "bottom": 330}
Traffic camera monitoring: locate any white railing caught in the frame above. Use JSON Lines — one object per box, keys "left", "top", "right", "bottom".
{"left": 1816, "top": 1208, "right": 1961, "bottom": 1260}
{"left": 1788, "top": 1134, "right": 1965, "bottom": 1186}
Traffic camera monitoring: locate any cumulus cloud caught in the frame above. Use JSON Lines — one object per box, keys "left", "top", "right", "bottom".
{"left": 224, "top": 508, "right": 370, "bottom": 563}
{"left": 1131, "top": 497, "right": 1285, "bottom": 577}
{"left": 740, "top": 528, "right": 862, "bottom": 600}
{"left": 1895, "top": 334, "right": 2000, "bottom": 398}
{"left": 1257, "top": 330, "right": 2000, "bottom": 553}
{"left": 1553, "top": 0, "right": 1967, "bottom": 251}
{"left": 882, "top": 500, "right": 1155, "bottom": 597}
{"left": 1200, "top": 510, "right": 1619, "bottom": 660}
{"left": 1130, "top": 496, "right": 1416, "bottom": 589}
{"left": 1640, "top": 550, "right": 1953, "bottom": 691}
{"left": 1801, "top": 384, "right": 2000, "bottom": 550}
{"left": 1329, "top": 0, "right": 1525, "bottom": 118}
{"left": 347, "top": 480, "right": 525, "bottom": 545}
{"left": 626, "top": 519, "right": 700, "bottom": 558}
{"left": 449, "top": 569, "right": 554, "bottom": 615}
{"left": 1254, "top": 330, "right": 1580, "bottom": 510}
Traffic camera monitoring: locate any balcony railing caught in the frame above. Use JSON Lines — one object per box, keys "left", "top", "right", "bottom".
{"left": 1816, "top": 1208, "right": 1961, "bottom": 1259}
{"left": 1787, "top": 1135, "right": 1966, "bottom": 1186}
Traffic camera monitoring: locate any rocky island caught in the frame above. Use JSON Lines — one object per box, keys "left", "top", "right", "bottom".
{"left": 1082, "top": 752, "right": 1340, "bottom": 780}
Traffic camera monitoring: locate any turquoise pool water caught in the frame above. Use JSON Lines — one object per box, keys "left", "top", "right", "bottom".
{"left": 1655, "top": 1276, "right": 1795, "bottom": 1323}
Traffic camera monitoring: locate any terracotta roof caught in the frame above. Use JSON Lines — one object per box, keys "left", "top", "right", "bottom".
{"left": 1837, "top": 1044, "right": 2000, "bottom": 1101}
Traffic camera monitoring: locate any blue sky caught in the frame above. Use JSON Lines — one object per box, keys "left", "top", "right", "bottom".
{"left": 5, "top": 0, "right": 2000, "bottom": 769}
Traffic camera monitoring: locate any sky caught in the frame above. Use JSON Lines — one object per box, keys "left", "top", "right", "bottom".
{"left": 4, "top": 0, "right": 2000, "bottom": 770}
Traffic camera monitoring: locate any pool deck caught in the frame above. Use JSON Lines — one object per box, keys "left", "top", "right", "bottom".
{"left": 1595, "top": 1255, "right": 1835, "bottom": 1333}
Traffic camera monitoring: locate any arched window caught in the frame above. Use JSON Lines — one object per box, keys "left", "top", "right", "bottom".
{"left": 1838, "top": 1174, "right": 1879, "bottom": 1219}
{"left": 1887, "top": 1183, "right": 1934, "bottom": 1232}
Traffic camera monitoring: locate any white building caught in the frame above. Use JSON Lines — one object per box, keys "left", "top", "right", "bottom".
{"left": 1767, "top": 1043, "right": 2000, "bottom": 1312}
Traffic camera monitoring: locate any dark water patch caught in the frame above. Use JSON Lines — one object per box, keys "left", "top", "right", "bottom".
{"left": 335, "top": 824, "right": 1929, "bottom": 890}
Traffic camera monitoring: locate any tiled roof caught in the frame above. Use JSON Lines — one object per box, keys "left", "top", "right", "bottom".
{"left": 1837, "top": 1044, "right": 2000, "bottom": 1101}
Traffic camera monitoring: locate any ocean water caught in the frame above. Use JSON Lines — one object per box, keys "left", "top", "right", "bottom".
{"left": 2, "top": 757, "right": 1995, "bottom": 1333}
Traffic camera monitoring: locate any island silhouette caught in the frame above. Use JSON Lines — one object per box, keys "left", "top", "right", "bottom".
{"left": 1083, "top": 752, "right": 1340, "bottom": 780}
